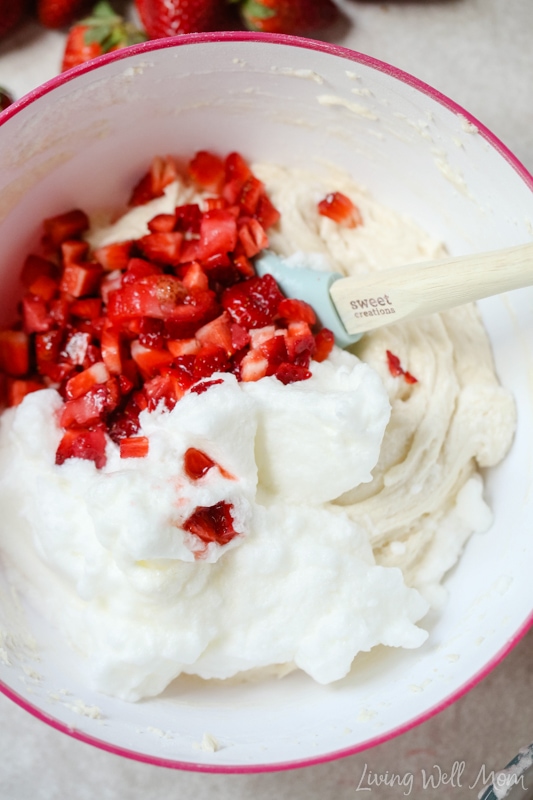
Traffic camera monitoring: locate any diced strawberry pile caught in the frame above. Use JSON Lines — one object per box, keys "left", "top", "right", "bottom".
{"left": 0, "top": 150, "right": 335, "bottom": 472}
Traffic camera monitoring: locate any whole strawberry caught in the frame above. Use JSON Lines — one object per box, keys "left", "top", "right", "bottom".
{"left": 38, "top": 0, "right": 92, "bottom": 29}
{"left": 238, "top": 0, "right": 338, "bottom": 34}
{"left": 62, "top": 1, "right": 146, "bottom": 72}
{"left": 135, "top": 0, "right": 229, "bottom": 38}
{"left": 0, "top": 0, "right": 26, "bottom": 38}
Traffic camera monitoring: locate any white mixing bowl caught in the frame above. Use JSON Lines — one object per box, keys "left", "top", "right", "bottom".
{"left": 0, "top": 32, "right": 532, "bottom": 772}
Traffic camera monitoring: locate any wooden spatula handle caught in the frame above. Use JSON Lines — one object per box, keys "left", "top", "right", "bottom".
{"left": 329, "top": 242, "right": 533, "bottom": 335}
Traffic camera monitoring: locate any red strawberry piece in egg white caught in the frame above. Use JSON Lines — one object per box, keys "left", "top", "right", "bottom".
{"left": 183, "top": 501, "right": 238, "bottom": 547}
{"left": 120, "top": 435, "right": 149, "bottom": 459}
{"left": 317, "top": 191, "right": 363, "bottom": 228}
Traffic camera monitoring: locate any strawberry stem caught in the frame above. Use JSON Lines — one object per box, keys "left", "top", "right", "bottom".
{"left": 81, "top": 1, "right": 147, "bottom": 49}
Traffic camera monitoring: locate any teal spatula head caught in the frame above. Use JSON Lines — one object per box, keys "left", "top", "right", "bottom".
{"left": 255, "top": 251, "right": 362, "bottom": 348}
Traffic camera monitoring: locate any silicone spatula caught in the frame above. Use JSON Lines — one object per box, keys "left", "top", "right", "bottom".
{"left": 255, "top": 242, "right": 533, "bottom": 347}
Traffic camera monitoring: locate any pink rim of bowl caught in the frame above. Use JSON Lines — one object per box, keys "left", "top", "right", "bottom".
{"left": 0, "top": 30, "right": 532, "bottom": 774}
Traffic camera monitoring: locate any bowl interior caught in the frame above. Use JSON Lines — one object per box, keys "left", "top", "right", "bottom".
{"left": 0, "top": 35, "right": 532, "bottom": 771}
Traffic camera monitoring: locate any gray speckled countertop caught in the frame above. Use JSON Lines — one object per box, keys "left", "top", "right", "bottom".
{"left": 0, "top": 1, "right": 532, "bottom": 797}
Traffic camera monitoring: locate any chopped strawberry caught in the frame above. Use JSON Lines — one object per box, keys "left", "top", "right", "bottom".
{"left": 143, "top": 371, "right": 186, "bottom": 410}
{"left": 35, "top": 330, "right": 64, "bottom": 372}
{"left": 108, "top": 392, "right": 146, "bottom": 443}
{"left": 184, "top": 447, "right": 216, "bottom": 480}
{"left": 122, "top": 258, "right": 162, "bottom": 285}
{"left": 138, "top": 232, "right": 183, "bottom": 266}
{"left": 188, "top": 151, "right": 225, "bottom": 193}
{"left": 167, "top": 338, "right": 200, "bottom": 357}
{"left": 222, "top": 180, "right": 244, "bottom": 207}
{"left": 285, "top": 321, "right": 316, "bottom": 367}
{"left": 237, "top": 217, "right": 269, "bottom": 258}
{"left": 147, "top": 213, "right": 177, "bottom": 234}
{"left": 386, "top": 350, "right": 418, "bottom": 384}
{"left": 70, "top": 297, "right": 102, "bottom": 319}
{"left": 199, "top": 251, "right": 238, "bottom": 288}
{"left": 313, "top": 328, "right": 335, "bottom": 362}
{"left": 222, "top": 273, "right": 284, "bottom": 329}
{"left": 100, "top": 325, "right": 123, "bottom": 374}
{"left": 275, "top": 363, "right": 312, "bottom": 385}
{"left": 278, "top": 297, "right": 316, "bottom": 326}
{"left": 48, "top": 297, "right": 70, "bottom": 330}
{"left": 195, "top": 312, "right": 234, "bottom": 355}
{"left": 181, "top": 261, "right": 209, "bottom": 292}
{"left": 317, "top": 192, "right": 363, "bottom": 228}
{"left": 239, "top": 348, "right": 269, "bottom": 382}
{"left": 21, "top": 254, "right": 58, "bottom": 288}
{"left": 0, "top": 330, "right": 30, "bottom": 377}
{"left": 60, "top": 384, "right": 110, "bottom": 428}
{"left": 386, "top": 350, "right": 403, "bottom": 377}
{"left": 130, "top": 340, "right": 174, "bottom": 379}
{"left": 193, "top": 343, "right": 229, "bottom": 380}
{"left": 65, "top": 361, "right": 110, "bottom": 400}
{"left": 129, "top": 155, "right": 179, "bottom": 207}
{"left": 138, "top": 316, "right": 166, "bottom": 350}
{"left": 61, "top": 377, "right": 119, "bottom": 428}
{"left": 198, "top": 209, "right": 238, "bottom": 260}
{"left": 183, "top": 501, "right": 238, "bottom": 547}
{"left": 163, "top": 290, "right": 220, "bottom": 339}
{"left": 203, "top": 197, "right": 225, "bottom": 212}
{"left": 82, "top": 342, "right": 103, "bottom": 367}
{"left": 55, "top": 426, "right": 107, "bottom": 468}
{"left": 230, "top": 322, "right": 250, "bottom": 352}
{"left": 27, "top": 274, "right": 58, "bottom": 302}
{"left": 60, "top": 262, "right": 102, "bottom": 297}
{"left": 120, "top": 436, "right": 149, "bottom": 459}
{"left": 118, "top": 374, "right": 134, "bottom": 395}
{"left": 107, "top": 275, "right": 188, "bottom": 321}
{"left": 255, "top": 193, "right": 280, "bottom": 230}
{"left": 238, "top": 176, "right": 264, "bottom": 216}
{"left": 225, "top": 152, "right": 252, "bottom": 186}
{"left": 259, "top": 334, "right": 289, "bottom": 376}
{"left": 22, "top": 295, "right": 52, "bottom": 334}
{"left": 177, "top": 239, "right": 202, "bottom": 264}
{"left": 94, "top": 241, "right": 133, "bottom": 271}
{"left": 99, "top": 270, "right": 123, "bottom": 304}
{"left": 175, "top": 204, "right": 202, "bottom": 234}
{"left": 233, "top": 253, "right": 255, "bottom": 279}
{"left": 249, "top": 325, "right": 277, "bottom": 348}
{"left": 42, "top": 209, "right": 89, "bottom": 248}
{"left": 61, "top": 239, "right": 90, "bottom": 267}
